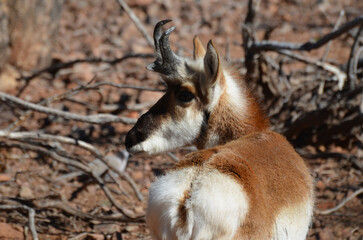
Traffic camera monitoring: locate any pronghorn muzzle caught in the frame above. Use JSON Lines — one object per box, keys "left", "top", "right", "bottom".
{"left": 125, "top": 112, "right": 155, "bottom": 152}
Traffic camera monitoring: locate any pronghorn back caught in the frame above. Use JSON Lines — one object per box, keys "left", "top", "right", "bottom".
{"left": 125, "top": 20, "right": 314, "bottom": 240}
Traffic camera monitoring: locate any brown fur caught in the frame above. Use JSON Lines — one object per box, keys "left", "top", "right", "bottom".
{"left": 176, "top": 189, "right": 191, "bottom": 230}
{"left": 128, "top": 29, "right": 314, "bottom": 239}
{"left": 164, "top": 43, "right": 312, "bottom": 238}
{"left": 193, "top": 36, "right": 206, "bottom": 60}
{"left": 173, "top": 131, "right": 313, "bottom": 239}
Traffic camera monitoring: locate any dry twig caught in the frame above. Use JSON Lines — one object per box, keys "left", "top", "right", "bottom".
{"left": 317, "top": 188, "right": 363, "bottom": 215}
{"left": 0, "top": 140, "right": 143, "bottom": 220}
{"left": 250, "top": 15, "right": 363, "bottom": 53}
{"left": 277, "top": 50, "right": 346, "bottom": 89}
{"left": 0, "top": 204, "right": 38, "bottom": 240}
{"left": 17, "top": 53, "right": 155, "bottom": 96}
{"left": 0, "top": 92, "right": 137, "bottom": 125}
{"left": 0, "top": 130, "right": 144, "bottom": 201}
{"left": 0, "top": 130, "right": 102, "bottom": 156}
{"left": 116, "top": 0, "right": 154, "bottom": 47}
{"left": 347, "top": 23, "right": 363, "bottom": 89}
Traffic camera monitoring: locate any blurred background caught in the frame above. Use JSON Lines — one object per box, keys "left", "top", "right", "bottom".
{"left": 0, "top": 0, "right": 362, "bottom": 239}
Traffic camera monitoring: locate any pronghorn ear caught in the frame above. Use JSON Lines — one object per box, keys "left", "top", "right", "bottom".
{"left": 204, "top": 40, "right": 221, "bottom": 86}
{"left": 193, "top": 36, "right": 206, "bottom": 60}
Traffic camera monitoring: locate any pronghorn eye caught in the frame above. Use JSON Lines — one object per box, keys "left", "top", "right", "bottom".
{"left": 177, "top": 91, "right": 195, "bottom": 102}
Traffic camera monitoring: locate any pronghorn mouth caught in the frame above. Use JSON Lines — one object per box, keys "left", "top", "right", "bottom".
{"left": 126, "top": 147, "right": 162, "bottom": 157}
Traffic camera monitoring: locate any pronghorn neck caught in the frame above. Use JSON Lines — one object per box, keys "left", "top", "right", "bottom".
{"left": 195, "top": 66, "right": 270, "bottom": 149}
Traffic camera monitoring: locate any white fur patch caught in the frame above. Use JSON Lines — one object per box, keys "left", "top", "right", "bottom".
{"left": 224, "top": 72, "right": 246, "bottom": 113}
{"left": 207, "top": 71, "right": 246, "bottom": 114}
{"left": 146, "top": 167, "right": 249, "bottom": 240}
{"left": 207, "top": 80, "right": 223, "bottom": 112}
{"left": 128, "top": 107, "right": 204, "bottom": 155}
{"left": 272, "top": 198, "right": 314, "bottom": 240}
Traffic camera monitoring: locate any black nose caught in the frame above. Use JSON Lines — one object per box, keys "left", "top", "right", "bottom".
{"left": 125, "top": 113, "right": 154, "bottom": 150}
{"left": 125, "top": 128, "right": 141, "bottom": 150}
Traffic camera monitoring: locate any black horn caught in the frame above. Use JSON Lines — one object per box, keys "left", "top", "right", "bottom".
{"left": 153, "top": 19, "right": 171, "bottom": 56}
{"left": 147, "top": 20, "right": 182, "bottom": 78}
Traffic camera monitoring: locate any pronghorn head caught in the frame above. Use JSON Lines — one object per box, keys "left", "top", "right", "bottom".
{"left": 125, "top": 20, "right": 269, "bottom": 155}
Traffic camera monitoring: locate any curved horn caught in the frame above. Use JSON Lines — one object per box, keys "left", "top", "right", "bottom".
{"left": 153, "top": 19, "right": 172, "bottom": 55}
{"left": 159, "top": 26, "right": 178, "bottom": 65}
{"left": 147, "top": 20, "right": 181, "bottom": 77}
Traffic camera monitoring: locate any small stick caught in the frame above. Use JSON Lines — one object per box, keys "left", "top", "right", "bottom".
{"left": 318, "top": 10, "right": 345, "bottom": 94}
{"left": 116, "top": 0, "right": 154, "bottom": 47}
{"left": 250, "top": 15, "right": 363, "bottom": 53}
{"left": 36, "top": 200, "right": 144, "bottom": 222}
{"left": 5, "top": 79, "right": 163, "bottom": 132}
{"left": 0, "top": 131, "right": 103, "bottom": 157}
{"left": 0, "top": 130, "right": 144, "bottom": 201}
{"left": 17, "top": 53, "right": 155, "bottom": 97}
{"left": 317, "top": 188, "right": 363, "bottom": 215}
{"left": 277, "top": 50, "right": 346, "bottom": 89}
{"left": 0, "top": 205, "right": 38, "bottom": 240}
{"left": 0, "top": 141, "right": 142, "bottom": 219}
{"left": 321, "top": 10, "right": 345, "bottom": 61}
{"left": 0, "top": 92, "right": 137, "bottom": 125}
{"left": 347, "top": 23, "right": 363, "bottom": 89}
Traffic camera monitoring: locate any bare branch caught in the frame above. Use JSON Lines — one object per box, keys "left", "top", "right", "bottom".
{"left": 250, "top": 15, "right": 363, "bottom": 53}
{"left": 242, "top": 0, "right": 261, "bottom": 79}
{"left": 35, "top": 200, "right": 144, "bottom": 222}
{"left": 0, "top": 140, "right": 91, "bottom": 172}
{"left": 0, "top": 130, "right": 102, "bottom": 157}
{"left": 321, "top": 10, "right": 345, "bottom": 61}
{"left": 316, "top": 188, "right": 363, "bottom": 215}
{"left": 347, "top": 23, "right": 363, "bottom": 89}
{"left": 17, "top": 53, "right": 155, "bottom": 97}
{"left": 0, "top": 204, "right": 38, "bottom": 240}
{"left": 6, "top": 76, "right": 99, "bottom": 132}
{"left": 318, "top": 10, "right": 345, "bottom": 94}
{"left": 0, "top": 140, "right": 143, "bottom": 219}
{"left": 0, "top": 92, "right": 137, "bottom": 125}
{"left": 277, "top": 50, "right": 346, "bottom": 89}
{"left": 116, "top": 0, "right": 154, "bottom": 47}
{"left": 6, "top": 79, "right": 163, "bottom": 132}
{"left": 0, "top": 130, "right": 144, "bottom": 201}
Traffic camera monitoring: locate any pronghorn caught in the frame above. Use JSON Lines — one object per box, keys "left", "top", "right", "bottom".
{"left": 125, "top": 20, "right": 314, "bottom": 240}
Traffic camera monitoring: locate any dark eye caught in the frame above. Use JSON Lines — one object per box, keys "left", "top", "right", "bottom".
{"left": 177, "top": 91, "right": 195, "bottom": 102}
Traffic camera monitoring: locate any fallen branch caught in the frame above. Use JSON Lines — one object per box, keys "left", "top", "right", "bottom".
{"left": 0, "top": 140, "right": 142, "bottom": 220}
{"left": 5, "top": 79, "right": 163, "bottom": 132}
{"left": 116, "top": 0, "right": 154, "bottom": 47}
{"left": 36, "top": 200, "right": 144, "bottom": 222}
{"left": 277, "top": 50, "right": 347, "bottom": 89}
{"left": 317, "top": 188, "right": 363, "bottom": 215}
{"left": 0, "top": 204, "right": 38, "bottom": 240}
{"left": 0, "top": 131, "right": 144, "bottom": 201}
{"left": 250, "top": 15, "right": 363, "bottom": 53}
{"left": 0, "top": 92, "right": 137, "bottom": 125}
{"left": 317, "top": 10, "right": 345, "bottom": 94}
{"left": 347, "top": 22, "right": 363, "bottom": 89}
{"left": 242, "top": 0, "right": 260, "bottom": 79}
{"left": 17, "top": 53, "right": 155, "bottom": 96}
{"left": 0, "top": 130, "right": 102, "bottom": 157}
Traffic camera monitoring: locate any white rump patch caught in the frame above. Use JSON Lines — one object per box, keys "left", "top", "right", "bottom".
{"left": 128, "top": 108, "right": 204, "bottom": 155}
{"left": 272, "top": 198, "right": 314, "bottom": 240}
{"left": 146, "top": 167, "right": 249, "bottom": 240}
